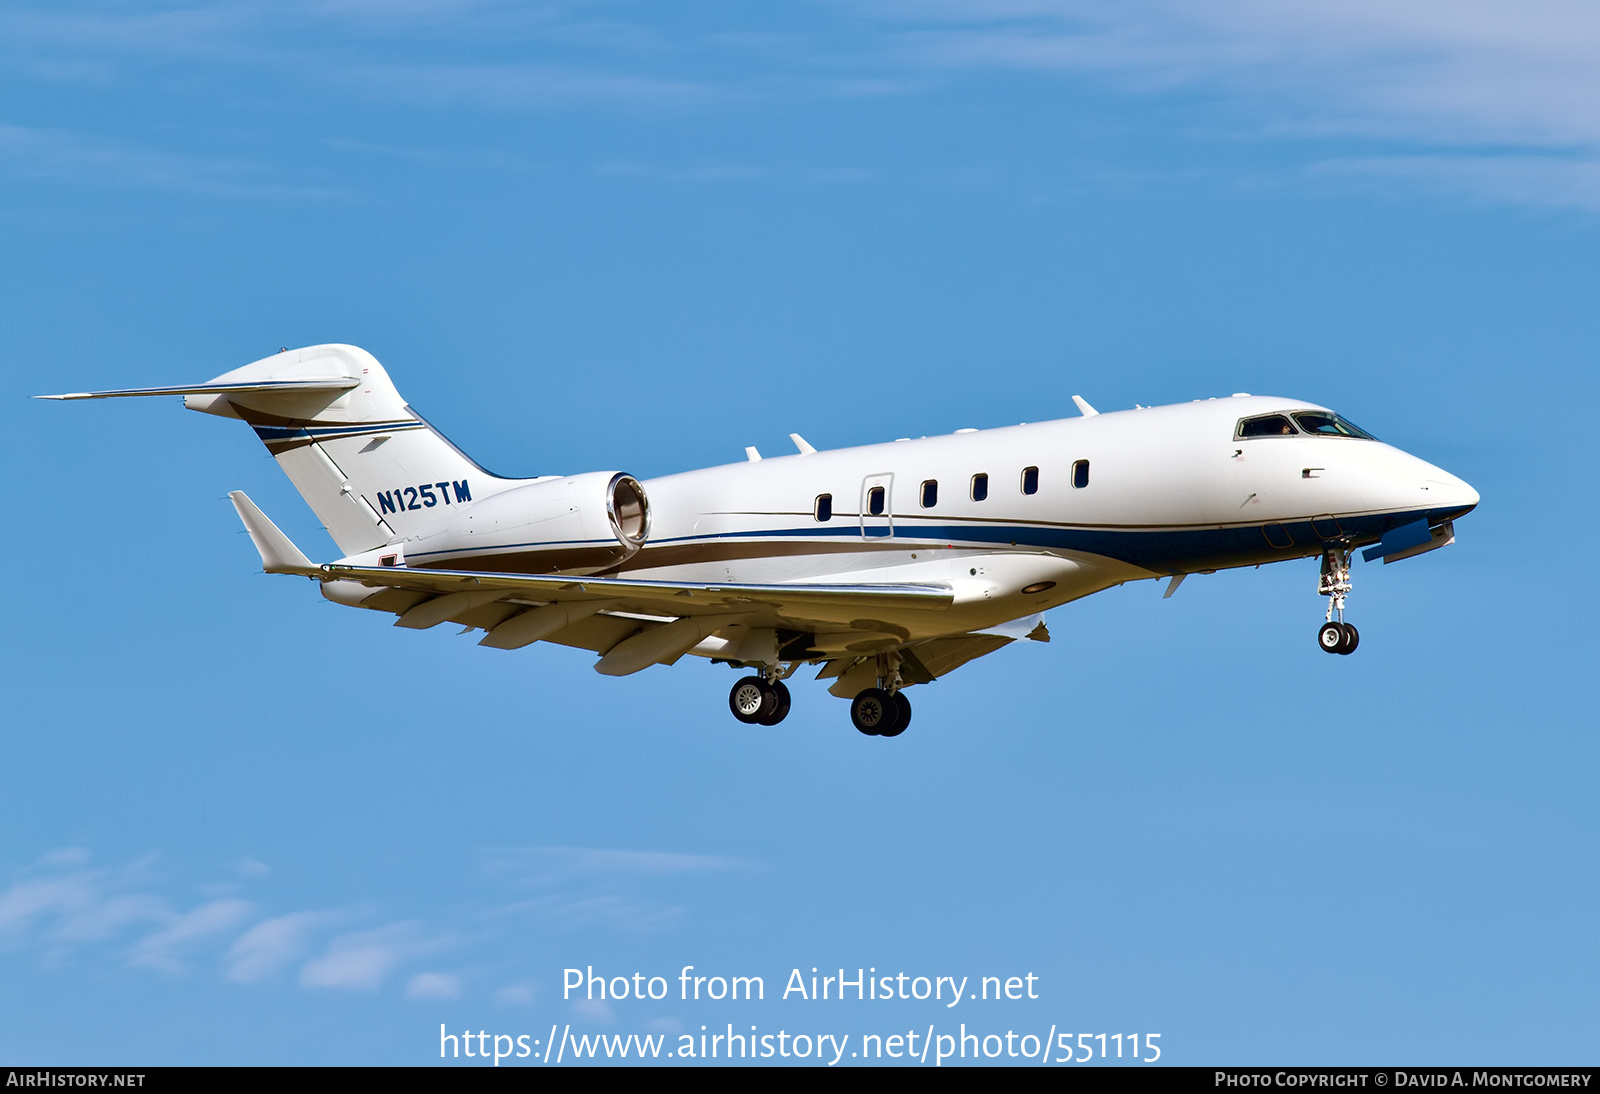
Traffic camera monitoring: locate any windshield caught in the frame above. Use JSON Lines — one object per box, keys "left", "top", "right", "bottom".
{"left": 1292, "top": 412, "right": 1377, "bottom": 440}
{"left": 1236, "top": 414, "right": 1296, "bottom": 438}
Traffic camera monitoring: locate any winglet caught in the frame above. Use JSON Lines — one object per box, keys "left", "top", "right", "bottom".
{"left": 789, "top": 433, "right": 817, "bottom": 455}
{"left": 1071, "top": 395, "right": 1099, "bottom": 417}
{"left": 228, "top": 491, "right": 320, "bottom": 575}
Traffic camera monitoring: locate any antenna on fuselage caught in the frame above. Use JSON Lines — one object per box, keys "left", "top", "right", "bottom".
{"left": 1071, "top": 395, "right": 1099, "bottom": 417}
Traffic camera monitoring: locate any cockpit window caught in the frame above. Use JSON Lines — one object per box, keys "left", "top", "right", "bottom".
{"left": 1292, "top": 412, "right": 1377, "bottom": 440}
{"left": 1236, "top": 414, "right": 1297, "bottom": 438}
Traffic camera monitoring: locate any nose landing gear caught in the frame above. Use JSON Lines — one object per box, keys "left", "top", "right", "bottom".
{"left": 1317, "top": 544, "right": 1359, "bottom": 655}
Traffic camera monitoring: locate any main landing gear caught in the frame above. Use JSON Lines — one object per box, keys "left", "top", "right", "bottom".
{"left": 728, "top": 675, "right": 791, "bottom": 726}
{"left": 850, "top": 688, "right": 911, "bottom": 738}
{"left": 726, "top": 650, "right": 915, "bottom": 737}
{"left": 1317, "top": 544, "right": 1360, "bottom": 655}
{"left": 850, "top": 651, "right": 912, "bottom": 737}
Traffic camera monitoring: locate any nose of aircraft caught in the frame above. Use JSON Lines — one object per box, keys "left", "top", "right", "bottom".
{"left": 1360, "top": 444, "right": 1479, "bottom": 520}
{"left": 1420, "top": 465, "right": 1479, "bottom": 517}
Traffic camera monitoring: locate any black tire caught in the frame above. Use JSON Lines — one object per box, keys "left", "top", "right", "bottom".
{"left": 1318, "top": 621, "right": 1345, "bottom": 654}
{"left": 757, "top": 681, "right": 792, "bottom": 725}
{"left": 1338, "top": 622, "right": 1360, "bottom": 655}
{"left": 729, "top": 677, "right": 775, "bottom": 724}
{"left": 878, "top": 692, "right": 912, "bottom": 738}
{"left": 850, "top": 688, "right": 896, "bottom": 736}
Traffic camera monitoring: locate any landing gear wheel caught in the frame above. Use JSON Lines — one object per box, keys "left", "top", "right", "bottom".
{"left": 1318, "top": 622, "right": 1346, "bottom": 654}
{"left": 850, "top": 688, "right": 897, "bottom": 736}
{"left": 877, "top": 692, "right": 912, "bottom": 738}
{"left": 729, "top": 676, "right": 776, "bottom": 724}
{"left": 757, "top": 681, "right": 791, "bottom": 725}
{"left": 1337, "top": 622, "right": 1359, "bottom": 655}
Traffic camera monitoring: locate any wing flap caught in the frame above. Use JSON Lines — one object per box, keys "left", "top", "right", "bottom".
{"left": 321, "top": 563, "right": 955, "bottom": 619}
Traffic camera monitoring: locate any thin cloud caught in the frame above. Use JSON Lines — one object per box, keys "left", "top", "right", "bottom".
{"left": 227, "top": 910, "right": 340, "bottom": 983}
{"left": 128, "top": 899, "right": 255, "bottom": 974}
{"left": 334, "top": 61, "right": 710, "bottom": 111}
{"left": 406, "top": 971, "right": 463, "bottom": 1000}
{"left": 1, "top": 851, "right": 250, "bottom": 974}
{"left": 299, "top": 922, "right": 449, "bottom": 991}
{"left": 1, "top": 2, "right": 713, "bottom": 113}
{"left": 488, "top": 845, "right": 751, "bottom": 882}
{"left": 867, "top": 0, "right": 1600, "bottom": 149}
{"left": 0, "top": 123, "right": 341, "bottom": 199}
{"left": 479, "top": 845, "right": 753, "bottom": 933}
{"left": 1314, "top": 153, "right": 1600, "bottom": 214}
{"left": 0, "top": 851, "right": 167, "bottom": 949}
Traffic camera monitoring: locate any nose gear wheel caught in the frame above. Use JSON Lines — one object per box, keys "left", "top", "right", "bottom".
{"left": 1317, "top": 544, "right": 1360, "bottom": 655}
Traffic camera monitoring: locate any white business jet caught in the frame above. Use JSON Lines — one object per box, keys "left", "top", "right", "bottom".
{"left": 42, "top": 344, "right": 1478, "bottom": 737}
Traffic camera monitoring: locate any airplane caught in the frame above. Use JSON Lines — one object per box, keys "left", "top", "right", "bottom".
{"left": 40, "top": 343, "right": 1479, "bottom": 738}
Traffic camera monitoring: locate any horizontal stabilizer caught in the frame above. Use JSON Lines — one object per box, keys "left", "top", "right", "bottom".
{"left": 228, "top": 491, "right": 319, "bottom": 576}
{"left": 36, "top": 378, "right": 360, "bottom": 401}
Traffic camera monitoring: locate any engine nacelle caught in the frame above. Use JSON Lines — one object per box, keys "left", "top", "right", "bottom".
{"left": 407, "top": 470, "right": 650, "bottom": 573}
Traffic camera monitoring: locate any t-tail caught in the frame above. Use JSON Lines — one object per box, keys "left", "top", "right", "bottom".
{"left": 39, "top": 344, "right": 518, "bottom": 556}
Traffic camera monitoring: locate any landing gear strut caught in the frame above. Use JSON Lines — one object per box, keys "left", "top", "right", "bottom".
{"left": 729, "top": 676, "right": 791, "bottom": 725}
{"left": 1317, "top": 544, "right": 1359, "bottom": 655}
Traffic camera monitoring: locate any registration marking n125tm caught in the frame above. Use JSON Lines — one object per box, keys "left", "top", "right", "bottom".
{"left": 375, "top": 480, "right": 471, "bottom": 514}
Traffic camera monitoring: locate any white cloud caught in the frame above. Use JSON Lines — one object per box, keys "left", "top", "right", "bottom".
{"left": 0, "top": 851, "right": 252, "bottom": 974}
{"left": 495, "top": 982, "right": 536, "bottom": 1006}
{"left": 299, "top": 922, "right": 444, "bottom": 991}
{"left": 226, "top": 911, "right": 337, "bottom": 983}
{"left": 0, "top": 852, "right": 167, "bottom": 950}
{"left": 572, "top": 998, "right": 613, "bottom": 1023}
{"left": 128, "top": 899, "right": 255, "bottom": 973}
{"left": 406, "top": 972, "right": 463, "bottom": 1000}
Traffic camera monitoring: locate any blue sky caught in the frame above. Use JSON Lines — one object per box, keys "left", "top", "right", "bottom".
{"left": 2, "top": 0, "right": 1597, "bottom": 1066}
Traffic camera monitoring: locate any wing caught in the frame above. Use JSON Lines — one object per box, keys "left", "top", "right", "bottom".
{"left": 231, "top": 490, "right": 1046, "bottom": 681}
{"left": 321, "top": 561, "right": 960, "bottom": 675}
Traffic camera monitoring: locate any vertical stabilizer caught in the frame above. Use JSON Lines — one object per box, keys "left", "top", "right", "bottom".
{"left": 186, "top": 345, "right": 513, "bottom": 555}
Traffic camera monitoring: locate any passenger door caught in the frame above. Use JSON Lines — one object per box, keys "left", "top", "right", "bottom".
{"left": 860, "top": 473, "right": 894, "bottom": 538}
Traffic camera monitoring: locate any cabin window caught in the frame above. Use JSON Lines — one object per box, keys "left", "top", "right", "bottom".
{"left": 814, "top": 494, "right": 832, "bottom": 522}
{"left": 920, "top": 480, "right": 938, "bottom": 508}
{"left": 1021, "top": 466, "right": 1039, "bottom": 495}
{"left": 971, "top": 473, "right": 988, "bottom": 502}
{"left": 1292, "top": 412, "right": 1377, "bottom": 440}
{"left": 868, "top": 486, "right": 886, "bottom": 515}
{"left": 1237, "top": 414, "right": 1297, "bottom": 438}
{"left": 1072, "top": 460, "right": 1090, "bottom": 489}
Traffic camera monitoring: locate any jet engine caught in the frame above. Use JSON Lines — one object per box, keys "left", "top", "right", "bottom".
{"left": 407, "top": 470, "right": 650, "bottom": 574}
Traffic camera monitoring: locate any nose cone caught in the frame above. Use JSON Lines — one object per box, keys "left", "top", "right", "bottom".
{"left": 1422, "top": 466, "right": 1479, "bottom": 518}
